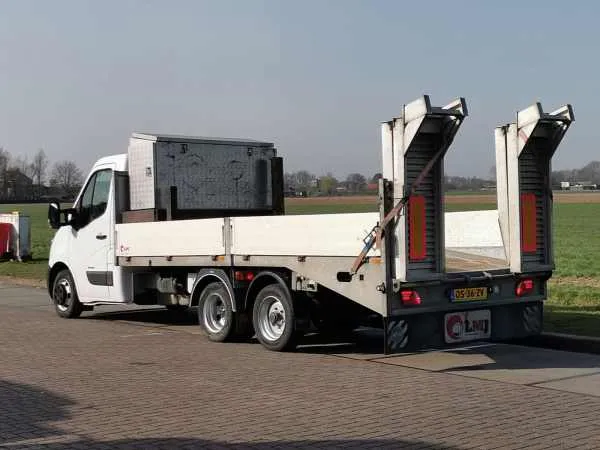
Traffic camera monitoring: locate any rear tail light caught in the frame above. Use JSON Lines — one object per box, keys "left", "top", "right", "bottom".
{"left": 515, "top": 279, "right": 534, "bottom": 297}
{"left": 400, "top": 290, "right": 421, "bottom": 306}
{"left": 234, "top": 271, "right": 255, "bottom": 282}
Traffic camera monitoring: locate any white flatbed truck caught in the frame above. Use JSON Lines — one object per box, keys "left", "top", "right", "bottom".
{"left": 46, "top": 95, "right": 574, "bottom": 353}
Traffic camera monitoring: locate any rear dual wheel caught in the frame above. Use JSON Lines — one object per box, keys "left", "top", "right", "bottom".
{"left": 197, "top": 282, "right": 250, "bottom": 342}
{"left": 253, "top": 284, "right": 298, "bottom": 352}
{"left": 197, "top": 280, "right": 298, "bottom": 351}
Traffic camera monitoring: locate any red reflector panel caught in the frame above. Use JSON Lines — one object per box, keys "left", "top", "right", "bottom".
{"left": 400, "top": 290, "right": 421, "bottom": 306}
{"left": 234, "top": 271, "right": 255, "bottom": 282}
{"left": 409, "top": 195, "right": 427, "bottom": 261}
{"left": 520, "top": 193, "right": 537, "bottom": 253}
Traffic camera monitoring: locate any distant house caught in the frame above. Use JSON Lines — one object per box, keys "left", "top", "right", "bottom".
{"left": 1, "top": 169, "right": 34, "bottom": 201}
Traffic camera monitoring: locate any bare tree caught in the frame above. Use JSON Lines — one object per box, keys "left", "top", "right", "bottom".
{"left": 346, "top": 173, "right": 367, "bottom": 193}
{"left": 0, "top": 147, "right": 8, "bottom": 168}
{"left": 10, "top": 155, "right": 34, "bottom": 179}
{"left": 488, "top": 165, "right": 496, "bottom": 182}
{"left": 0, "top": 147, "right": 10, "bottom": 199}
{"left": 32, "top": 149, "right": 49, "bottom": 189}
{"left": 50, "top": 160, "right": 84, "bottom": 198}
{"left": 294, "top": 170, "right": 314, "bottom": 192}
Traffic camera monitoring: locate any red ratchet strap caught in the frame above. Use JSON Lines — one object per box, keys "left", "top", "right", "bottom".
{"left": 349, "top": 144, "right": 447, "bottom": 276}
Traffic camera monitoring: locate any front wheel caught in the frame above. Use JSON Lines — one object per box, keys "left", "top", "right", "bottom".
{"left": 253, "top": 284, "right": 298, "bottom": 351}
{"left": 52, "top": 269, "right": 83, "bottom": 319}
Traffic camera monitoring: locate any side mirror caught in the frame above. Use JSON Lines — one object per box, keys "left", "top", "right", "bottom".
{"left": 48, "top": 202, "right": 61, "bottom": 229}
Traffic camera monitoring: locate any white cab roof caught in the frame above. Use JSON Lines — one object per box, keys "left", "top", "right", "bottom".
{"left": 93, "top": 154, "right": 128, "bottom": 172}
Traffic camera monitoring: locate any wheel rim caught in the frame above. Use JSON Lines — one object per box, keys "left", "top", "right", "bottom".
{"left": 258, "top": 295, "right": 286, "bottom": 342}
{"left": 203, "top": 292, "right": 228, "bottom": 334}
{"left": 53, "top": 278, "right": 73, "bottom": 312}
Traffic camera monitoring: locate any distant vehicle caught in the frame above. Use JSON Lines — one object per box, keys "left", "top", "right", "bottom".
{"left": 46, "top": 96, "right": 574, "bottom": 354}
{"left": 560, "top": 181, "right": 597, "bottom": 191}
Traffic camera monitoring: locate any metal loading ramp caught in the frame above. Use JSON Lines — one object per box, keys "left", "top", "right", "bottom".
{"left": 381, "top": 95, "right": 468, "bottom": 282}
{"left": 495, "top": 102, "right": 574, "bottom": 273}
{"left": 442, "top": 101, "right": 574, "bottom": 275}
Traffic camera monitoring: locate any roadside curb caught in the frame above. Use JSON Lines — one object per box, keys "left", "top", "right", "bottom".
{"left": 515, "top": 332, "right": 600, "bottom": 355}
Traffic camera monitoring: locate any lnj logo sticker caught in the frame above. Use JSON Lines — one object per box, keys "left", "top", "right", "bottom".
{"left": 446, "top": 314, "right": 464, "bottom": 340}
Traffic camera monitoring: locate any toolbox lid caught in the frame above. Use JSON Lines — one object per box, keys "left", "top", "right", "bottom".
{"left": 131, "top": 132, "right": 273, "bottom": 147}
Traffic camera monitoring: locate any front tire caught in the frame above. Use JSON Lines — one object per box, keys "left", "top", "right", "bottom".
{"left": 52, "top": 269, "right": 83, "bottom": 319}
{"left": 253, "top": 284, "right": 298, "bottom": 351}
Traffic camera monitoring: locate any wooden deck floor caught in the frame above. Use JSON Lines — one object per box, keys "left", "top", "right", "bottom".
{"left": 445, "top": 249, "right": 508, "bottom": 272}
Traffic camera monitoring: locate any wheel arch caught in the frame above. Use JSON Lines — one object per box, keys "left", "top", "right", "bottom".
{"left": 189, "top": 269, "right": 236, "bottom": 311}
{"left": 48, "top": 262, "right": 71, "bottom": 297}
{"left": 245, "top": 270, "right": 290, "bottom": 314}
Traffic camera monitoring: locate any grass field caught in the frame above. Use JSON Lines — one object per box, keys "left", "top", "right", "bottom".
{"left": 2, "top": 193, "right": 600, "bottom": 337}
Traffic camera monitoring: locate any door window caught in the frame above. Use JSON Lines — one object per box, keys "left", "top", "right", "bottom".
{"left": 91, "top": 170, "right": 112, "bottom": 220}
{"left": 77, "top": 169, "right": 112, "bottom": 228}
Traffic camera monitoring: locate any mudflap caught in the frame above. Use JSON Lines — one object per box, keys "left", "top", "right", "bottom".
{"left": 492, "top": 301, "right": 544, "bottom": 340}
{"left": 384, "top": 301, "right": 544, "bottom": 354}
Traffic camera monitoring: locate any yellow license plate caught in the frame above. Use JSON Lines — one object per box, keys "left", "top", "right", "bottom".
{"left": 451, "top": 287, "right": 488, "bottom": 302}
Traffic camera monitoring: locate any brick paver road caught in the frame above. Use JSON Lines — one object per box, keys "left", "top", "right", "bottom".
{"left": 1, "top": 282, "right": 600, "bottom": 449}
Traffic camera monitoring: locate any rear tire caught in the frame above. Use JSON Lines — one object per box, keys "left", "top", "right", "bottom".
{"left": 52, "top": 269, "right": 83, "bottom": 319}
{"left": 253, "top": 284, "right": 297, "bottom": 351}
{"left": 197, "top": 282, "right": 236, "bottom": 342}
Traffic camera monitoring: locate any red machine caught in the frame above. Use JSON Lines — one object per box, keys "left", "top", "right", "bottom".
{"left": 0, "top": 223, "right": 13, "bottom": 259}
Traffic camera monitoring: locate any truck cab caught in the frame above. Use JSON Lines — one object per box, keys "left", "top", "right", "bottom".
{"left": 48, "top": 154, "right": 129, "bottom": 313}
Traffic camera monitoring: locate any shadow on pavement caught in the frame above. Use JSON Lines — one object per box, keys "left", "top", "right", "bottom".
{"left": 83, "top": 306, "right": 600, "bottom": 375}
{"left": 86, "top": 306, "right": 388, "bottom": 352}
{"left": 1, "top": 378, "right": 461, "bottom": 450}
{"left": 296, "top": 328, "right": 386, "bottom": 355}
{"left": 87, "top": 307, "right": 199, "bottom": 326}
{"left": 0, "top": 379, "right": 74, "bottom": 445}
{"left": 435, "top": 342, "right": 600, "bottom": 373}
{"left": 299, "top": 330, "right": 600, "bottom": 375}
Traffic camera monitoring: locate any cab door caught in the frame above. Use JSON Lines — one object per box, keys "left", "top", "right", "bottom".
{"left": 69, "top": 166, "right": 114, "bottom": 302}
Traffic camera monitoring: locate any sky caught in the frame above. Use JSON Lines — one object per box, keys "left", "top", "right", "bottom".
{"left": 0, "top": 0, "right": 597, "bottom": 180}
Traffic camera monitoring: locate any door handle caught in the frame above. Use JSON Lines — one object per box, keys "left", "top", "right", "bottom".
{"left": 96, "top": 233, "right": 107, "bottom": 240}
